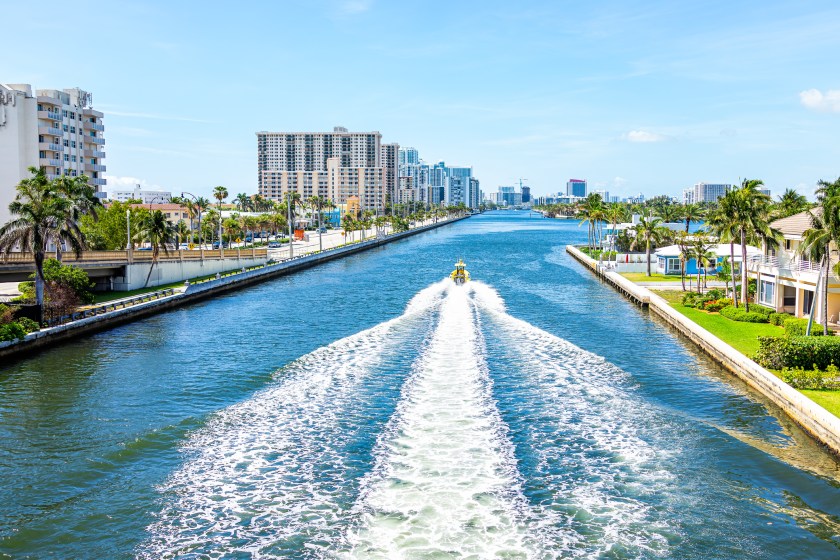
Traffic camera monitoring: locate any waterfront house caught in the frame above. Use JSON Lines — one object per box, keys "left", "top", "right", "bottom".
{"left": 747, "top": 209, "right": 839, "bottom": 325}
{"left": 654, "top": 243, "right": 761, "bottom": 276}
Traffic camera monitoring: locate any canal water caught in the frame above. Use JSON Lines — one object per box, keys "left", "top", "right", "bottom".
{"left": 1, "top": 212, "right": 839, "bottom": 559}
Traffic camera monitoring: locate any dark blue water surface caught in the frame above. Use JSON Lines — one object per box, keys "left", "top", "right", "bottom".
{"left": 0, "top": 211, "right": 838, "bottom": 559}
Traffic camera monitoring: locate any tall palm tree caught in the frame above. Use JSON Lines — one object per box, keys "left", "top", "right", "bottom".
{"left": 213, "top": 186, "right": 228, "bottom": 252}
{"left": 234, "top": 193, "right": 251, "bottom": 212}
{"left": 52, "top": 174, "right": 102, "bottom": 261}
{"left": 799, "top": 212, "right": 832, "bottom": 335}
{"left": 134, "top": 210, "right": 175, "bottom": 288}
{"left": 706, "top": 198, "right": 741, "bottom": 305}
{"left": 774, "top": 188, "right": 810, "bottom": 219}
{"left": 691, "top": 235, "right": 715, "bottom": 293}
{"left": 682, "top": 203, "right": 705, "bottom": 233}
{"left": 630, "top": 216, "right": 664, "bottom": 276}
{"left": 175, "top": 220, "right": 190, "bottom": 248}
{"left": 731, "top": 179, "right": 779, "bottom": 311}
{"left": 222, "top": 217, "right": 240, "bottom": 246}
{"left": 675, "top": 231, "right": 691, "bottom": 291}
{"left": 195, "top": 197, "right": 210, "bottom": 248}
{"left": 0, "top": 167, "right": 79, "bottom": 311}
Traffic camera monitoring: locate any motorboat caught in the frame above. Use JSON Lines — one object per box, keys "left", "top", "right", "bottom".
{"left": 450, "top": 259, "right": 470, "bottom": 285}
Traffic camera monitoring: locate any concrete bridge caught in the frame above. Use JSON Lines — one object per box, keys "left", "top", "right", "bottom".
{"left": 0, "top": 248, "right": 269, "bottom": 290}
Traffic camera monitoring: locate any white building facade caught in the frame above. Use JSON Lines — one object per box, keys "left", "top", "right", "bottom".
{"left": 108, "top": 185, "right": 172, "bottom": 204}
{"left": 0, "top": 83, "right": 106, "bottom": 226}
{"left": 683, "top": 182, "right": 731, "bottom": 204}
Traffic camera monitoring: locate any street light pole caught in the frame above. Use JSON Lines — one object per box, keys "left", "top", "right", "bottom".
{"left": 287, "top": 191, "right": 293, "bottom": 259}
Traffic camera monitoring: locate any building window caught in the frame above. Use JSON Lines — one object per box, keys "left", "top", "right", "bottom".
{"left": 759, "top": 280, "right": 775, "bottom": 307}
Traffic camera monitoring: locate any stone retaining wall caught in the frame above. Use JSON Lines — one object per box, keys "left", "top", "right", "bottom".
{"left": 566, "top": 244, "right": 840, "bottom": 456}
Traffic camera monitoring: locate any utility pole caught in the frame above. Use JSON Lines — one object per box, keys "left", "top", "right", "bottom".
{"left": 287, "top": 191, "right": 294, "bottom": 259}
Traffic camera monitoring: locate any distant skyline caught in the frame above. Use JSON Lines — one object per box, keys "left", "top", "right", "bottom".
{"left": 2, "top": 1, "right": 839, "bottom": 200}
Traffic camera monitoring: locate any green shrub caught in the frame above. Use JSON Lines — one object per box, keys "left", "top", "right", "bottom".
{"left": 703, "top": 298, "right": 733, "bottom": 313}
{"left": 720, "top": 305, "right": 770, "bottom": 323}
{"left": 748, "top": 305, "right": 773, "bottom": 316}
{"left": 780, "top": 365, "right": 840, "bottom": 390}
{"left": 756, "top": 336, "right": 840, "bottom": 370}
{"left": 769, "top": 312, "right": 790, "bottom": 326}
{"left": 682, "top": 293, "right": 700, "bottom": 307}
{"left": 783, "top": 317, "right": 833, "bottom": 336}
{"left": 0, "top": 303, "right": 13, "bottom": 324}
{"left": 15, "top": 317, "right": 40, "bottom": 333}
{"left": 0, "top": 322, "right": 26, "bottom": 342}
{"left": 704, "top": 289, "right": 725, "bottom": 301}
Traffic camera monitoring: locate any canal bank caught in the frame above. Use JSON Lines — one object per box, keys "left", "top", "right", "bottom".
{"left": 566, "top": 244, "right": 840, "bottom": 456}
{"left": 0, "top": 216, "right": 468, "bottom": 361}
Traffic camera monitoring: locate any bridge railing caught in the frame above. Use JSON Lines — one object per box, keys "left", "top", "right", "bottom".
{"left": 1, "top": 248, "right": 268, "bottom": 264}
{"left": 44, "top": 288, "right": 177, "bottom": 327}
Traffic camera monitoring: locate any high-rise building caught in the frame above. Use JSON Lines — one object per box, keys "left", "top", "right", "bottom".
{"left": 381, "top": 142, "right": 399, "bottom": 205}
{"left": 256, "top": 127, "right": 386, "bottom": 211}
{"left": 521, "top": 186, "right": 531, "bottom": 203}
{"left": 0, "top": 83, "right": 106, "bottom": 226}
{"left": 469, "top": 178, "right": 481, "bottom": 209}
{"left": 567, "top": 179, "right": 586, "bottom": 197}
{"left": 682, "top": 182, "right": 731, "bottom": 204}
{"left": 398, "top": 147, "right": 419, "bottom": 166}
{"left": 592, "top": 189, "right": 609, "bottom": 202}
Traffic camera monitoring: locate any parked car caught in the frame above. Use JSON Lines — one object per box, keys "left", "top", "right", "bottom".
{"left": 317, "top": 227, "right": 327, "bottom": 233}
{"left": 212, "top": 241, "right": 229, "bottom": 249}
{"left": 268, "top": 242, "right": 282, "bottom": 248}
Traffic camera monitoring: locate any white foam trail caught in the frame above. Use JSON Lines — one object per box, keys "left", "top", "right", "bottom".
{"left": 470, "top": 281, "right": 678, "bottom": 557}
{"left": 344, "top": 285, "right": 538, "bottom": 558}
{"left": 139, "top": 281, "right": 449, "bottom": 559}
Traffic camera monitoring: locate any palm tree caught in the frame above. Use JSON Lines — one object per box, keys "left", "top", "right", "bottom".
{"left": 775, "top": 188, "right": 810, "bottom": 219}
{"left": 213, "top": 186, "right": 228, "bottom": 252}
{"left": 52, "top": 174, "right": 102, "bottom": 261}
{"left": 630, "top": 216, "right": 664, "bottom": 276}
{"left": 705, "top": 199, "right": 741, "bottom": 305}
{"left": 675, "top": 231, "right": 691, "bottom": 291}
{"left": 691, "top": 235, "right": 715, "bottom": 293}
{"left": 731, "top": 179, "right": 779, "bottom": 311}
{"left": 682, "top": 203, "right": 704, "bottom": 233}
{"left": 195, "top": 197, "right": 210, "bottom": 249}
{"left": 236, "top": 193, "right": 251, "bottom": 212}
{"left": 0, "top": 168, "right": 79, "bottom": 312}
{"left": 175, "top": 220, "right": 190, "bottom": 248}
{"left": 799, "top": 212, "right": 832, "bottom": 335}
{"left": 134, "top": 210, "right": 175, "bottom": 288}
{"left": 222, "top": 217, "right": 240, "bottom": 246}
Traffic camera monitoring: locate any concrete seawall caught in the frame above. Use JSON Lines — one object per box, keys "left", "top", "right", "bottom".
{"left": 566, "top": 244, "right": 840, "bottom": 456}
{"left": 0, "top": 217, "right": 468, "bottom": 362}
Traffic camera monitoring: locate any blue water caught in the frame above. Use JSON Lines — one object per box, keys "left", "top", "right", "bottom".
{"left": 0, "top": 212, "right": 839, "bottom": 558}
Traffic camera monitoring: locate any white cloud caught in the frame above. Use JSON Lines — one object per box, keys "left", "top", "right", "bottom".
{"left": 612, "top": 176, "right": 627, "bottom": 188}
{"left": 622, "top": 130, "right": 672, "bottom": 143}
{"left": 100, "top": 108, "right": 211, "bottom": 123}
{"left": 337, "top": 0, "right": 373, "bottom": 14}
{"left": 799, "top": 88, "right": 840, "bottom": 113}
{"left": 103, "top": 175, "right": 162, "bottom": 190}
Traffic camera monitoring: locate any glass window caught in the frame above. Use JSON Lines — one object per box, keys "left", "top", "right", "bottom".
{"left": 759, "top": 280, "right": 775, "bottom": 306}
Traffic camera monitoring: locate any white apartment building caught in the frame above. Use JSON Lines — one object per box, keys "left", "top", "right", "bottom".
{"left": 108, "top": 184, "right": 172, "bottom": 204}
{"left": 683, "top": 182, "right": 731, "bottom": 204}
{"left": 749, "top": 209, "right": 839, "bottom": 325}
{"left": 381, "top": 142, "right": 399, "bottom": 204}
{"left": 0, "top": 83, "right": 106, "bottom": 226}
{"left": 256, "top": 127, "right": 387, "bottom": 211}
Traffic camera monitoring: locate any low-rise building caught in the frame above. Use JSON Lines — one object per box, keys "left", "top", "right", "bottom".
{"left": 747, "top": 209, "right": 839, "bottom": 324}
{"left": 655, "top": 243, "right": 761, "bottom": 276}
{"left": 109, "top": 185, "right": 172, "bottom": 204}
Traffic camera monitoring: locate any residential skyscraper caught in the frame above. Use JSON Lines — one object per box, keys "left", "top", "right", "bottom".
{"left": 398, "top": 147, "right": 419, "bottom": 166}
{"left": 256, "top": 127, "right": 386, "bottom": 211}
{"left": 682, "top": 182, "right": 731, "bottom": 204}
{"left": 0, "top": 83, "right": 106, "bottom": 226}
{"left": 381, "top": 142, "right": 399, "bottom": 204}
{"left": 566, "top": 179, "right": 587, "bottom": 197}
{"left": 521, "top": 186, "right": 531, "bottom": 203}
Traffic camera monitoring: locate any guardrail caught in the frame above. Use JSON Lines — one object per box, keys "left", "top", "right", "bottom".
{"left": 45, "top": 288, "right": 176, "bottom": 327}
{"left": 1, "top": 248, "right": 269, "bottom": 265}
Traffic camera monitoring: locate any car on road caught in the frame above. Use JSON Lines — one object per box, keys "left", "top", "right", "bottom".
{"left": 268, "top": 242, "right": 282, "bottom": 248}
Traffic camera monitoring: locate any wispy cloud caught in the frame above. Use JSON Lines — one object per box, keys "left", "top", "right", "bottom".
{"left": 103, "top": 175, "right": 163, "bottom": 190}
{"left": 622, "top": 130, "right": 673, "bottom": 143}
{"left": 101, "top": 108, "right": 212, "bottom": 123}
{"left": 336, "top": 0, "right": 373, "bottom": 15}
{"left": 799, "top": 88, "right": 840, "bottom": 113}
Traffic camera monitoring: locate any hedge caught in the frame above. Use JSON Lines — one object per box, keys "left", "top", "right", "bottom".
{"left": 0, "top": 322, "right": 26, "bottom": 342}
{"left": 783, "top": 317, "right": 833, "bottom": 336}
{"left": 769, "top": 312, "right": 790, "bottom": 326}
{"left": 720, "top": 305, "right": 770, "bottom": 323}
{"left": 755, "top": 336, "right": 840, "bottom": 370}
{"left": 781, "top": 365, "right": 840, "bottom": 390}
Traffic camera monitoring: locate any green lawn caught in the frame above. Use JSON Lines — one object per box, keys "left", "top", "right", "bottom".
{"left": 621, "top": 272, "right": 684, "bottom": 282}
{"left": 800, "top": 390, "right": 840, "bottom": 417}
{"left": 650, "top": 289, "right": 783, "bottom": 357}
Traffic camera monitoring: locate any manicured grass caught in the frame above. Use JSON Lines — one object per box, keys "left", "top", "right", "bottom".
{"left": 800, "top": 390, "right": 840, "bottom": 417}
{"left": 650, "top": 289, "right": 783, "bottom": 356}
{"left": 621, "top": 272, "right": 684, "bottom": 282}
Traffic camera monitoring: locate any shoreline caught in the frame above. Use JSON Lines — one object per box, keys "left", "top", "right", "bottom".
{"left": 0, "top": 216, "right": 469, "bottom": 362}
{"left": 566, "top": 244, "right": 840, "bottom": 457}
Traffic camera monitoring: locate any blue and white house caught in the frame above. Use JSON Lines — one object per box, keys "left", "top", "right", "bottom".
{"left": 654, "top": 243, "right": 761, "bottom": 275}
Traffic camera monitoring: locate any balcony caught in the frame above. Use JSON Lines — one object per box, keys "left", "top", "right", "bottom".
{"left": 83, "top": 120, "right": 105, "bottom": 132}
{"left": 85, "top": 136, "right": 105, "bottom": 145}
{"left": 748, "top": 253, "right": 839, "bottom": 284}
{"left": 90, "top": 178, "right": 107, "bottom": 186}
{"left": 37, "top": 110, "right": 62, "bottom": 121}
{"left": 84, "top": 163, "right": 107, "bottom": 173}
{"left": 38, "top": 125, "right": 62, "bottom": 137}
{"left": 39, "top": 142, "right": 63, "bottom": 152}
{"left": 84, "top": 149, "right": 106, "bottom": 158}
{"left": 39, "top": 158, "right": 62, "bottom": 168}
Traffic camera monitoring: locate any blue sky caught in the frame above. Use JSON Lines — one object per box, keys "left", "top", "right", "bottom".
{"left": 3, "top": 0, "right": 839, "bottom": 199}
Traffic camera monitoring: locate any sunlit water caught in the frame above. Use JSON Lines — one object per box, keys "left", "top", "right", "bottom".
{"left": 1, "top": 212, "right": 839, "bottom": 559}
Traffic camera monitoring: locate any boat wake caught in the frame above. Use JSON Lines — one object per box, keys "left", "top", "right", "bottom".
{"left": 140, "top": 280, "right": 679, "bottom": 558}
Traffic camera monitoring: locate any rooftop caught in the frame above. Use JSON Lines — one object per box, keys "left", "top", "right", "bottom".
{"left": 770, "top": 208, "right": 822, "bottom": 238}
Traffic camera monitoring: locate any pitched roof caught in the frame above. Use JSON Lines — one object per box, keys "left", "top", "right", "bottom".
{"left": 770, "top": 207, "right": 822, "bottom": 238}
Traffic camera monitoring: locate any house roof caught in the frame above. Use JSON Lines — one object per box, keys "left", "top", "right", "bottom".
{"left": 655, "top": 243, "right": 761, "bottom": 258}
{"left": 770, "top": 208, "right": 822, "bottom": 238}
